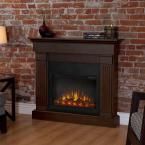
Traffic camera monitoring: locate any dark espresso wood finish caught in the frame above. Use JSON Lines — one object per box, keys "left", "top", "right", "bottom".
{"left": 0, "top": 74, "right": 16, "bottom": 121}
{"left": 30, "top": 38, "right": 121, "bottom": 127}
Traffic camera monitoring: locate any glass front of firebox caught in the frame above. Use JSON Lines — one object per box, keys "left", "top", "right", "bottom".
{"left": 48, "top": 75, "right": 99, "bottom": 115}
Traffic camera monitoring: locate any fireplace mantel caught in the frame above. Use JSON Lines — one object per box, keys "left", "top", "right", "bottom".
{"left": 30, "top": 38, "right": 121, "bottom": 127}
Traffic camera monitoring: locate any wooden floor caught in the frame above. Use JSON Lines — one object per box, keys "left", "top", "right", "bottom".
{"left": 0, "top": 115, "right": 127, "bottom": 145}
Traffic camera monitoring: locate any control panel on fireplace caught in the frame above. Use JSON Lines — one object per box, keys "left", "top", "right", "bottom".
{"left": 48, "top": 62, "right": 100, "bottom": 115}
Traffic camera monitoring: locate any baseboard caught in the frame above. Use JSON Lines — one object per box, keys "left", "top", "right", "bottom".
{"left": 5, "top": 102, "right": 129, "bottom": 125}
{"left": 5, "top": 102, "right": 36, "bottom": 115}
{"left": 117, "top": 112, "right": 129, "bottom": 125}
{"left": 16, "top": 102, "right": 36, "bottom": 115}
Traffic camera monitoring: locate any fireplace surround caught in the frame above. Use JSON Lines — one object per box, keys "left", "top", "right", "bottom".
{"left": 30, "top": 38, "right": 121, "bottom": 127}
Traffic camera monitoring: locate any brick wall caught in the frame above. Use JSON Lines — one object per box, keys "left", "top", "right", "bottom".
{"left": 0, "top": 0, "right": 145, "bottom": 112}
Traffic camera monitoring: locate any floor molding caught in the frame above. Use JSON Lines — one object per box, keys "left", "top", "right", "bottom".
{"left": 117, "top": 112, "right": 129, "bottom": 125}
{"left": 6, "top": 102, "right": 129, "bottom": 125}
{"left": 5, "top": 102, "right": 36, "bottom": 115}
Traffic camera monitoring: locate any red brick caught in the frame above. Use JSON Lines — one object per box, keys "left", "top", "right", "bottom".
{"left": 138, "top": 33, "right": 145, "bottom": 38}
{"left": 128, "top": 68, "right": 139, "bottom": 74}
{"left": 130, "top": 15, "right": 145, "bottom": 20}
{"left": 128, "top": 56, "right": 137, "bottom": 61}
{"left": 52, "top": 3, "right": 72, "bottom": 8}
{"left": 61, "top": 15, "right": 77, "bottom": 19}
{"left": 135, "top": 63, "right": 145, "bottom": 68}
{"left": 136, "top": 45, "right": 145, "bottom": 50}
{"left": 0, "top": 0, "right": 145, "bottom": 113}
{"left": 28, "top": 4, "right": 35, "bottom": 8}
{"left": 99, "top": 8, "right": 108, "bottom": 14}
{"left": 78, "top": 15, "right": 94, "bottom": 19}
{"left": 119, "top": 20, "right": 138, "bottom": 26}
{"left": 23, "top": 19, "right": 37, "bottom": 25}
{"left": 120, "top": 56, "right": 128, "bottom": 61}
{"left": 12, "top": 4, "right": 27, "bottom": 8}
{"left": 73, "top": 2, "right": 84, "bottom": 8}
{"left": 126, "top": 50, "right": 144, "bottom": 56}
{"left": 85, "top": 20, "right": 102, "bottom": 25}
{"left": 63, "top": 25, "right": 78, "bottom": 30}
{"left": 119, "top": 62, "right": 133, "bottom": 67}
{"left": 123, "top": 2, "right": 139, "bottom": 8}
{"left": 130, "top": 39, "right": 145, "bottom": 44}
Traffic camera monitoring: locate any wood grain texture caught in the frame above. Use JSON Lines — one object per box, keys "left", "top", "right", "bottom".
{"left": 0, "top": 115, "right": 127, "bottom": 145}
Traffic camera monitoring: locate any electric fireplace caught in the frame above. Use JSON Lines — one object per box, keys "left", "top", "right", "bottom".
{"left": 48, "top": 62, "right": 100, "bottom": 115}
{"left": 30, "top": 38, "right": 121, "bottom": 127}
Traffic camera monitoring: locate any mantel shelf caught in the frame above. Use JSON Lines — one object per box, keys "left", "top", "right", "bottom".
{"left": 30, "top": 37, "right": 122, "bottom": 44}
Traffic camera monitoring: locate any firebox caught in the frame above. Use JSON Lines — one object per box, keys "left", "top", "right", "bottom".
{"left": 48, "top": 62, "right": 100, "bottom": 115}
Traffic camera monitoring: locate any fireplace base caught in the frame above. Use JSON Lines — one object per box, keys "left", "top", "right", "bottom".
{"left": 32, "top": 110, "right": 120, "bottom": 127}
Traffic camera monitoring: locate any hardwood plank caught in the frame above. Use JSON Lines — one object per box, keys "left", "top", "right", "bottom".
{"left": 0, "top": 115, "right": 127, "bottom": 145}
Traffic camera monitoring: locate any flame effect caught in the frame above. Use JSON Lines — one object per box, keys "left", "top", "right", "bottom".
{"left": 55, "top": 91, "right": 95, "bottom": 108}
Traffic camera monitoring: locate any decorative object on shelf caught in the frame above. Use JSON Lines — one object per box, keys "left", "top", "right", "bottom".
{"left": 39, "top": 19, "right": 55, "bottom": 38}
{"left": 39, "top": 9, "right": 55, "bottom": 38}
{"left": 83, "top": 32, "right": 105, "bottom": 39}
{"left": 104, "top": 25, "right": 118, "bottom": 39}
{"left": 83, "top": 25, "right": 118, "bottom": 40}
{"left": 0, "top": 26, "right": 7, "bottom": 44}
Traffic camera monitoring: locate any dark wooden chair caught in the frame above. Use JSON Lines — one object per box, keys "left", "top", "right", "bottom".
{"left": 0, "top": 92, "right": 7, "bottom": 133}
{"left": 0, "top": 114, "right": 7, "bottom": 133}
{"left": 126, "top": 91, "right": 145, "bottom": 145}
